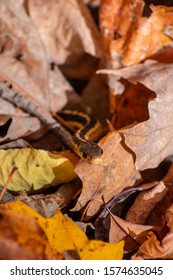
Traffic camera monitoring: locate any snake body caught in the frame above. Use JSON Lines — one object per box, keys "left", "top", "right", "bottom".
{"left": 57, "top": 110, "right": 103, "bottom": 163}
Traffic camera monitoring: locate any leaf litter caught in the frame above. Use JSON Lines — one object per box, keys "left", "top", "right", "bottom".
{"left": 1, "top": 0, "right": 173, "bottom": 260}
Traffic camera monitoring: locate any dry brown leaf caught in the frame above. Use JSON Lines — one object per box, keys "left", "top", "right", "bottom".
{"left": 27, "top": 0, "right": 102, "bottom": 64}
{"left": 133, "top": 204, "right": 173, "bottom": 259}
{"left": 114, "top": 82, "right": 155, "bottom": 129}
{"left": 0, "top": 1, "right": 49, "bottom": 108}
{"left": 100, "top": 0, "right": 144, "bottom": 65}
{"left": 99, "top": 60, "right": 173, "bottom": 170}
{"left": 83, "top": 0, "right": 100, "bottom": 6}
{"left": 15, "top": 179, "right": 81, "bottom": 218}
{"left": 15, "top": 191, "right": 64, "bottom": 218}
{"left": 0, "top": 1, "right": 80, "bottom": 113}
{"left": 146, "top": 164, "right": 173, "bottom": 226}
{"left": 81, "top": 74, "right": 110, "bottom": 123}
{"left": 73, "top": 131, "right": 141, "bottom": 217}
{"left": 125, "top": 181, "right": 168, "bottom": 224}
{"left": 0, "top": 114, "right": 42, "bottom": 143}
{"left": 100, "top": 0, "right": 173, "bottom": 66}
{"left": 109, "top": 213, "right": 154, "bottom": 252}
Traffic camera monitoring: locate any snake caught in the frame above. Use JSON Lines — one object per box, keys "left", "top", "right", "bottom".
{"left": 57, "top": 109, "right": 103, "bottom": 163}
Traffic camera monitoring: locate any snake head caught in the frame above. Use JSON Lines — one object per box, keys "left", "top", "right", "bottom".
{"left": 77, "top": 141, "right": 103, "bottom": 164}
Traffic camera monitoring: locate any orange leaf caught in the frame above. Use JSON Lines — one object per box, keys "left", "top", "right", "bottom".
{"left": 100, "top": 0, "right": 173, "bottom": 66}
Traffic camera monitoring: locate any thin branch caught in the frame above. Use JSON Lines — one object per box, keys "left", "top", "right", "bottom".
{"left": 0, "top": 83, "right": 73, "bottom": 149}
{"left": 102, "top": 195, "right": 141, "bottom": 246}
{"left": 0, "top": 167, "right": 18, "bottom": 202}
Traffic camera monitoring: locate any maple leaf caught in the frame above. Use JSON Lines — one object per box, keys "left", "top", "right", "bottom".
{"left": 99, "top": 60, "right": 173, "bottom": 170}
{"left": 73, "top": 131, "right": 141, "bottom": 217}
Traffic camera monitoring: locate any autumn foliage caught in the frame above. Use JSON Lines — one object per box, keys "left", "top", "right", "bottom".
{"left": 1, "top": 0, "right": 173, "bottom": 260}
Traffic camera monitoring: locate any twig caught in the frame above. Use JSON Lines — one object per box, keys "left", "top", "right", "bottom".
{"left": 0, "top": 166, "right": 18, "bottom": 202}
{"left": 102, "top": 195, "right": 140, "bottom": 246}
{"left": 0, "top": 83, "right": 73, "bottom": 149}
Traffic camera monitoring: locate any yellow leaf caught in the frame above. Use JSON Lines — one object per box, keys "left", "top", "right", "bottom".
{"left": 44, "top": 209, "right": 88, "bottom": 252}
{"left": 4, "top": 201, "right": 124, "bottom": 260}
{"left": 0, "top": 204, "right": 61, "bottom": 259}
{"left": 0, "top": 148, "right": 77, "bottom": 192}
{"left": 79, "top": 240, "right": 124, "bottom": 260}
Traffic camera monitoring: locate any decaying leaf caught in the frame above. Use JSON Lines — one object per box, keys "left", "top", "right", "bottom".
{"left": 100, "top": 0, "right": 173, "bottom": 66}
{"left": 73, "top": 131, "right": 141, "bottom": 217}
{"left": 15, "top": 179, "right": 81, "bottom": 217}
{"left": 2, "top": 201, "right": 124, "bottom": 260}
{"left": 0, "top": 148, "right": 77, "bottom": 192}
{"left": 133, "top": 204, "right": 173, "bottom": 259}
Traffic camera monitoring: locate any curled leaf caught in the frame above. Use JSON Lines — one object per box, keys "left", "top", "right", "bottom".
{"left": 133, "top": 204, "right": 173, "bottom": 259}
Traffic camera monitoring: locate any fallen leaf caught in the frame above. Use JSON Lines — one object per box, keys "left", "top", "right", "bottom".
{"left": 14, "top": 191, "right": 64, "bottom": 218}
{"left": 73, "top": 131, "right": 141, "bottom": 217}
{"left": 0, "top": 139, "right": 31, "bottom": 149}
{"left": 95, "top": 182, "right": 159, "bottom": 241}
{"left": 0, "top": 148, "right": 77, "bottom": 192}
{"left": 125, "top": 181, "right": 168, "bottom": 224}
{"left": 4, "top": 201, "right": 124, "bottom": 260}
{"left": 100, "top": 0, "right": 173, "bottom": 66}
{"left": 79, "top": 239, "right": 124, "bottom": 260}
{"left": 109, "top": 212, "right": 155, "bottom": 252}
{"left": 27, "top": 0, "right": 102, "bottom": 64}
{"left": 146, "top": 163, "right": 173, "bottom": 226}
{"left": 99, "top": 60, "right": 173, "bottom": 170}
{"left": 0, "top": 204, "right": 60, "bottom": 260}
{"left": 81, "top": 74, "right": 110, "bottom": 123}
{"left": 0, "top": 114, "right": 42, "bottom": 143}
{"left": 15, "top": 179, "right": 81, "bottom": 217}
{"left": 133, "top": 204, "right": 173, "bottom": 259}
{"left": 0, "top": 0, "right": 81, "bottom": 113}
{"left": 100, "top": 0, "right": 144, "bottom": 65}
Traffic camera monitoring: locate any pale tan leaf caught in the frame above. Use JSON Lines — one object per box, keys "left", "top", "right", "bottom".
{"left": 73, "top": 131, "right": 141, "bottom": 217}
{"left": 109, "top": 213, "right": 154, "bottom": 251}
{"left": 27, "top": 0, "right": 102, "bottom": 64}
{"left": 99, "top": 60, "right": 173, "bottom": 170}
{"left": 0, "top": 114, "right": 42, "bottom": 143}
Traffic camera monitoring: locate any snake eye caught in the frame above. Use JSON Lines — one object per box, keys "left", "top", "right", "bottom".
{"left": 82, "top": 151, "right": 87, "bottom": 159}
